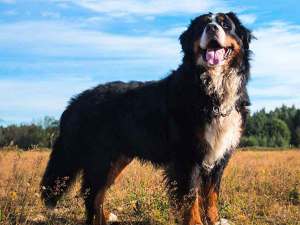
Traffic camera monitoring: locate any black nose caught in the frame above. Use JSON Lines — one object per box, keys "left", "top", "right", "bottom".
{"left": 206, "top": 23, "right": 218, "bottom": 33}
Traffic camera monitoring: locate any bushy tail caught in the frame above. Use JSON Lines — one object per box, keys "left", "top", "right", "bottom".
{"left": 40, "top": 136, "right": 80, "bottom": 208}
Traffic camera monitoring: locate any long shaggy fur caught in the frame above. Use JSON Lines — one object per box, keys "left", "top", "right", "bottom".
{"left": 41, "top": 12, "right": 253, "bottom": 225}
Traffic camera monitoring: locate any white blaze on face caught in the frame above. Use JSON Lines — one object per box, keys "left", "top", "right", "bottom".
{"left": 199, "top": 14, "right": 226, "bottom": 49}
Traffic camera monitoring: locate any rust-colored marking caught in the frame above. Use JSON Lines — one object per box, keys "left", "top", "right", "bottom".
{"left": 183, "top": 192, "right": 204, "bottom": 225}
{"left": 205, "top": 185, "right": 219, "bottom": 225}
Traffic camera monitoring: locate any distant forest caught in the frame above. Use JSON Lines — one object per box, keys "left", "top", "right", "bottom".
{"left": 0, "top": 105, "right": 300, "bottom": 150}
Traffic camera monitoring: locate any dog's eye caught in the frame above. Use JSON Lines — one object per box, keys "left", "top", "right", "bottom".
{"left": 221, "top": 21, "right": 231, "bottom": 30}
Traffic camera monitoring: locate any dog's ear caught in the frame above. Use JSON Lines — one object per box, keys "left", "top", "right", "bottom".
{"left": 226, "top": 12, "right": 254, "bottom": 50}
{"left": 179, "top": 22, "right": 194, "bottom": 55}
{"left": 179, "top": 14, "right": 211, "bottom": 55}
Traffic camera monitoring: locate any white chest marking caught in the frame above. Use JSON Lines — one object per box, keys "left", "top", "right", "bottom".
{"left": 202, "top": 109, "right": 242, "bottom": 171}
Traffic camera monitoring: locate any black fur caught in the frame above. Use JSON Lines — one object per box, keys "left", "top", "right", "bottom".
{"left": 41, "top": 12, "right": 252, "bottom": 224}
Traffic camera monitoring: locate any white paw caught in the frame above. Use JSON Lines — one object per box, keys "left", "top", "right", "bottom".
{"left": 108, "top": 212, "right": 118, "bottom": 222}
{"left": 202, "top": 161, "right": 214, "bottom": 172}
{"left": 215, "top": 218, "right": 230, "bottom": 225}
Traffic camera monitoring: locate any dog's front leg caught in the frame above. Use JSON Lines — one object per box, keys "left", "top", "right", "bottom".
{"left": 182, "top": 189, "right": 205, "bottom": 225}
{"left": 166, "top": 163, "right": 205, "bottom": 225}
{"left": 201, "top": 159, "right": 228, "bottom": 225}
{"left": 202, "top": 181, "right": 220, "bottom": 225}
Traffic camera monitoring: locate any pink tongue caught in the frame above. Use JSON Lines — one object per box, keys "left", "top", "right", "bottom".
{"left": 206, "top": 48, "right": 225, "bottom": 65}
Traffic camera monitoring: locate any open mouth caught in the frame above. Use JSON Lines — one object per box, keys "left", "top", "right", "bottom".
{"left": 204, "top": 40, "right": 232, "bottom": 66}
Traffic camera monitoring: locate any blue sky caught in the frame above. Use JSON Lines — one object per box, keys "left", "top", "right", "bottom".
{"left": 0, "top": 0, "right": 300, "bottom": 125}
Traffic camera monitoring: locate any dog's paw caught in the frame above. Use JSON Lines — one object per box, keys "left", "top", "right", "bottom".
{"left": 108, "top": 212, "right": 118, "bottom": 222}
{"left": 215, "top": 218, "right": 230, "bottom": 225}
{"left": 202, "top": 161, "right": 214, "bottom": 173}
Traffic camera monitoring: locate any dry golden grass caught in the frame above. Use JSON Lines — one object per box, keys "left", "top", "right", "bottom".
{"left": 0, "top": 147, "right": 299, "bottom": 225}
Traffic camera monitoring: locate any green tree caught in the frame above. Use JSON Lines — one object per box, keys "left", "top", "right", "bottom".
{"left": 265, "top": 118, "right": 291, "bottom": 147}
{"left": 240, "top": 136, "right": 259, "bottom": 147}
{"left": 0, "top": 116, "right": 59, "bottom": 150}
{"left": 43, "top": 116, "right": 59, "bottom": 147}
{"left": 293, "top": 110, "right": 300, "bottom": 147}
{"left": 242, "top": 107, "right": 293, "bottom": 148}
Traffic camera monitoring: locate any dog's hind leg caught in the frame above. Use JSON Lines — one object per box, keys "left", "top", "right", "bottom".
{"left": 82, "top": 168, "right": 106, "bottom": 225}
{"left": 94, "top": 155, "right": 132, "bottom": 225}
{"left": 82, "top": 155, "right": 132, "bottom": 225}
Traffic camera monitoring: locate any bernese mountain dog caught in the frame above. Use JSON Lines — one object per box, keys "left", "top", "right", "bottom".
{"left": 41, "top": 12, "right": 253, "bottom": 225}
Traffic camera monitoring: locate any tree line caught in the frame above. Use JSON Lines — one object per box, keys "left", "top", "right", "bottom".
{"left": 241, "top": 105, "right": 300, "bottom": 148}
{"left": 0, "top": 116, "right": 58, "bottom": 149}
{"left": 0, "top": 105, "right": 300, "bottom": 150}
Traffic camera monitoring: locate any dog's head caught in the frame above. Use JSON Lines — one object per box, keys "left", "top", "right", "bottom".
{"left": 180, "top": 12, "right": 252, "bottom": 69}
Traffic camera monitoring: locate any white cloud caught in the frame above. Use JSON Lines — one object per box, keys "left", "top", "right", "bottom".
{"left": 252, "top": 22, "right": 300, "bottom": 79}
{"left": 3, "top": 10, "right": 17, "bottom": 16}
{"left": 0, "top": 21, "right": 180, "bottom": 59}
{"left": 239, "top": 14, "right": 257, "bottom": 25}
{"left": 0, "top": 20, "right": 181, "bottom": 122}
{"left": 41, "top": 11, "right": 61, "bottom": 19}
{"left": 250, "top": 98, "right": 300, "bottom": 112}
{"left": 0, "top": 76, "right": 96, "bottom": 123}
{"left": 70, "top": 0, "right": 228, "bottom": 16}
{"left": 249, "top": 83, "right": 300, "bottom": 111}
{"left": 56, "top": 2, "right": 70, "bottom": 8}
{"left": 249, "top": 85, "right": 297, "bottom": 98}
{"left": 249, "top": 21, "right": 300, "bottom": 111}
{"left": 160, "top": 26, "right": 186, "bottom": 37}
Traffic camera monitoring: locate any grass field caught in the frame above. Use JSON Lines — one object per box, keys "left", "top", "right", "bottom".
{"left": 0, "top": 147, "right": 299, "bottom": 225}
